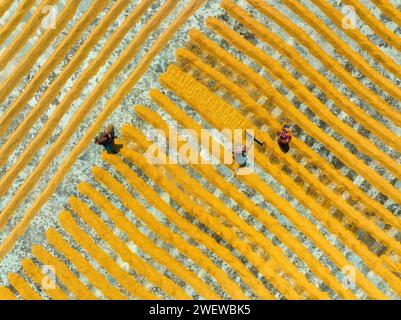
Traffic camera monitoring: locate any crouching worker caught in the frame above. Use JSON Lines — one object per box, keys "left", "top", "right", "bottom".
{"left": 94, "top": 125, "right": 118, "bottom": 154}
{"left": 277, "top": 125, "right": 292, "bottom": 153}
{"left": 232, "top": 144, "right": 249, "bottom": 176}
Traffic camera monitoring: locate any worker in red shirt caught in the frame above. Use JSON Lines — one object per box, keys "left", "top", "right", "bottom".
{"left": 94, "top": 125, "right": 118, "bottom": 154}
{"left": 277, "top": 125, "right": 292, "bottom": 153}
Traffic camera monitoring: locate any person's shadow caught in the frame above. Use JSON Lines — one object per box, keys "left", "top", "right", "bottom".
{"left": 279, "top": 143, "right": 290, "bottom": 153}
{"left": 107, "top": 142, "right": 123, "bottom": 154}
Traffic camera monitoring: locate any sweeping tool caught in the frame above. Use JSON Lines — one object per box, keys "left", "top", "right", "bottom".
{"left": 245, "top": 130, "right": 264, "bottom": 146}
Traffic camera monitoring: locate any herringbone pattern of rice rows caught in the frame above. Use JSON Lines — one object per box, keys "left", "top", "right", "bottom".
{"left": 149, "top": 0, "right": 401, "bottom": 298}
{"left": 0, "top": 0, "right": 206, "bottom": 264}
{"left": 1, "top": 0, "right": 401, "bottom": 300}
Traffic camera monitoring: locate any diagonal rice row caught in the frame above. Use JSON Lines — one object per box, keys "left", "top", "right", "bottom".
{"left": 371, "top": 0, "right": 401, "bottom": 28}
{"left": 341, "top": 0, "right": 401, "bottom": 53}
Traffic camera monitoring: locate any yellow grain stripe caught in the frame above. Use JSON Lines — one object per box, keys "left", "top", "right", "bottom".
{"left": 163, "top": 63, "right": 401, "bottom": 258}
{"left": 189, "top": 29, "right": 401, "bottom": 209}
{"left": 68, "top": 196, "right": 190, "bottom": 300}
{"left": 8, "top": 273, "right": 42, "bottom": 300}
{"left": 276, "top": 0, "right": 401, "bottom": 101}
{"left": 0, "top": 0, "right": 36, "bottom": 46}
{"left": 75, "top": 187, "right": 222, "bottom": 300}
{"left": 371, "top": 0, "right": 401, "bottom": 28}
{"left": 110, "top": 147, "right": 306, "bottom": 300}
{"left": 21, "top": 258, "right": 69, "bottom": 300}
{"left": 161, "top": 64, "right": 401, "bottom": 296}
{"left": 0, "top": 287, "right": 17, "bottom": 300}
{"left": 392, "top": 262, "right": 401, "bottom": 274}
{"left": 309, "top": 0, "right": 401, "bottom": 80}
{"left": 0, "top": 0, "right": 116, "bottom": 141}
{"left": 150, "top": 89, "right": 389, "bottom": 299}
{"left": 32, "top": 244, "right": 97, "bottom": 300}
{"left": 136, "top": 106, "right": 364, "bottom": 300}
{"left": 176, "top": 48, "right": 401, "bottom": 234}
{"left": 45, "top": 228, "right": 127, "bottom": 300}
{"left": 94, "top": 160, "right": 274, "bottom": 299}
{"left": 0, "top": 0, "right": 165, "bottom": 198}
{"left": 0, "top": 0, "right": 74, "bottom": 93}
{"left": 58, "top": 210, "right": 157, "bottom": 300}
{"left": 0, "top": 0, "right": 204, "bottom": 264}
{"left": 207, "top": 17, "right": 401, "bottom": 185}
{"left": 382, "top": 256, "right": 401, "bottom": 274}
{"left": 343, "top": 0, "right": 401, "bottom": 52}
{"left": 0, "top": 0, "right": 15, "bottom": 18}
{"left": 79, "top": 182, "right": 248, "bottom": 300}
{"left": 223, "top": 0, "right": 401, "bottom": 155}
{"left": 247, "top": 0, "right": 401, "bottom": 127}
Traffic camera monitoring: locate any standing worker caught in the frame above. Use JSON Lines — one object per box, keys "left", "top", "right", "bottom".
{"left": 94, "top": 125, "right": 118, "bottom": 154}
{"left": 232, "top": 143, "right": 249, "bottom": 176}
{"left": 277, "top": 125, "right": 292, "bottom": 153}
{"left": 233, "top": 144, "right": 248, "bottom": 167}
{"left": 232, "top": 130, "right": 260, "bottom": 176}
